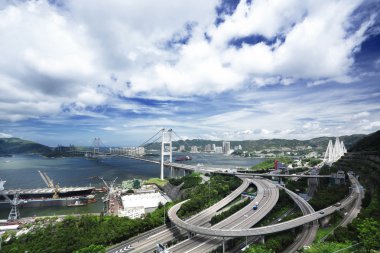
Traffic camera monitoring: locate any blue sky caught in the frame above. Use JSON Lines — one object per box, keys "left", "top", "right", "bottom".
{"left": 0, "top": 0, "right": 379, "bottom": 146}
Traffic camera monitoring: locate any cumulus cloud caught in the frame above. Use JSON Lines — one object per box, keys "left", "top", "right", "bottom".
{"left": 0, "top": 132, "right": 12, "bottom": 138}
{"left": 352, "top": 111, "right": 370, "bottom": 120}
{"left": 0, "top": 0, "right": 377, "bottom": 122}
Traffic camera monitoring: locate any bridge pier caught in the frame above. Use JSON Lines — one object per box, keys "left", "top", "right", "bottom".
{"left": 160, "top": 129, "right": 172, "bottom": 180}
{"left": 222, "top": 237, "right": 225, "bottom": 253}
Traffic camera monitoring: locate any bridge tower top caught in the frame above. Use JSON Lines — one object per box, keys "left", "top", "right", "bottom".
{"left": 161, "top": 129, "right": 172, "bottom": 180}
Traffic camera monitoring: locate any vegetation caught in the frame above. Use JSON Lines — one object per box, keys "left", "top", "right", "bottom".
{"left": 143, "top": 177, "right": 168, "bottom": 187}
{"left": 303, "top": 241, "right": 352, "bottom": 253}
{"left": 210, "top": 198, "right": 250, "bottom": 225}
{"left": 1, "top": 203, "right": 172, "bottom": 253}
{"left": 348, "top": 129, "right": 380, "bottom": 152}
{"left": 178, "top": 174, "right": 241, "bottom": 219}
{"left": 168, "top": 173, "right": 202, "bottom": 189}
{"left": 309, "top": 183, "right": 348, "bottom": 210}
{"left": 145, "top": 134, "right": 365, "bottom": 153}
{"left": 302, "top": 157, "right": 322, "bottom": 166}
{"left": 74, "top": 244, "right": 106, "bottom": 253}
{"left": 305, "top": 130, "right": 380, "bottom": 252}
{"left": 250, "top": 157, "right": 293, "bottom": 170}
{"left": 0, "top": 137, "right": 51, "bottom": 155}
{"left": 285, "top": 178, "right": 308, "bottom": 193}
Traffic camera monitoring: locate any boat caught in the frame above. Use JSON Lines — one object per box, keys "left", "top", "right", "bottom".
{"left": 175, "top": 156, "right": 192, "bottom": 162}
{"left": 0, "top": 180, "right": 95, "bottom": 209}
{"left": 67, "top": 200, "right": 85, "bottom": 207}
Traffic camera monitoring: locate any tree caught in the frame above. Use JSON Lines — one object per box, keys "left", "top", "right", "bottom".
{"left": 74, "top": 244, "right": 106, "bottom": 253}
{"left": 245, "top": 245, "right": 274, "bottom": 253}
{"left": 357, "top": 218, "right": 380, "bottom": 252}
{"left": 304, "top": 242, "right": 351, "bottom": 253}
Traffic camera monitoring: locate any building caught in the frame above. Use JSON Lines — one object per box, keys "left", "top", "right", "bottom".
{"left": 122, "top": 179, "right": 143, "bottom": 190}
{"left": 234, "top": 145, "right": 242, "bottom": 151}
{"left": 204, "top": 144, "right": 212, "bottom": 152}
{"left": 215, "top": 146, "right": 223, "bottom": 153}
{"left": 330, "top": 170, "right": 345, "bottom": 185}
{"left": 222, "top": 141, "right": 230, "bottom": 154}
{"left": 120, "top": 192, "right": 169, "bottom": 218}
{"left": 118, "top": 206, "right": 145, "bottom": 219}
{"left": 212, "top": 144, "right": 216, "bottom": 152}
{"left": 190, "top": 146, "right": 198, "bottom": 153}
{"left": 179, "top": 145, "right": 186, "bottom": 152}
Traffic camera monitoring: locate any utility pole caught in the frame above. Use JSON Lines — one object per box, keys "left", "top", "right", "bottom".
{"left": 163, "top": 204, "right": 166, "bottom": 225}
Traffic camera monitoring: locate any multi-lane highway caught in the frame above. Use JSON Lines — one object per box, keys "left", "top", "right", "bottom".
{"left": 107, "top": 177, "right": 251, "bottom": 253}
{"left": 167, "top": 176, "right": 359, "bottom": 238}
{"left": 167, "top": 179, "right": 279, "bottom": 252}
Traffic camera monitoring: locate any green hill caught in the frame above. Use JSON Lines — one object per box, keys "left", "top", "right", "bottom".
{"left": 0, "top": 137, "right": 51, "bottom": 155}
{"left": 349, "top": 130, "right": 380, "bottom": 152}
{"left": 145, "top": 134, "right": 365, "bottom": 152}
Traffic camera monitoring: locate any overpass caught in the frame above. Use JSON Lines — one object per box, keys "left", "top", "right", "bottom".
{"left": 167, "top": 175, "right": 361, "bottom": 238}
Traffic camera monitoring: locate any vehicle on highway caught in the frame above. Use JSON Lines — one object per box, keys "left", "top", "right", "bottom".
{"left": 319, "top": 211, "right": 325, "bottom": 214}
{"left": 253, "top": 201, "right": 259, "bottom": 210}
{"left": 334, "top": 202, "right": 341, "bottom": 207}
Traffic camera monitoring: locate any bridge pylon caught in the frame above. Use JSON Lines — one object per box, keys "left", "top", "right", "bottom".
{"left": 161, "top": 129, "right": 172, "bottom": 180}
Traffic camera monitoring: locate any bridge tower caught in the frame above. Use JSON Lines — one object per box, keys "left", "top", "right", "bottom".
{"left": 160, "top": 129, "right": 172, "bottom": 180}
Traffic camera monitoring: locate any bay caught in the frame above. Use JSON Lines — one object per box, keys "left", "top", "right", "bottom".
{"left": 0, "top": 153, "right": 264, "bottom": 219}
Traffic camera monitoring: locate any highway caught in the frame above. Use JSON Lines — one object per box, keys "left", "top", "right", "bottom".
{"left": 340, "top": 175, "right": 363, "bottom": 227}
{"left": 107, "top": 177, "right": 251, "bottom": 253}
{"left": 167, "top": 177, "right": 359, "bottom": 237}
{"left": 280, "top": 186, "right": 318, "bottom": 253}
{"left": 167, "top": 179, "right": 279, "bottom": 252}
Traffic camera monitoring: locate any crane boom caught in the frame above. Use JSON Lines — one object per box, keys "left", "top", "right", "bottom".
{"left": 38, "top": 170, "right": 52, "bottom": 188}
{"left": 43, "top": 172, "right": 54, "bottom": 188}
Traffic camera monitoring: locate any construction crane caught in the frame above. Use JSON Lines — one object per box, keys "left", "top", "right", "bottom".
{"left": 38, "top": 170, "right": 60, "bottom": 199}
{"left": 0, "top": 180, "right": 24, "bottom": 221}
{"left": 99, "top": 177, "right": 117, "bottom": 214}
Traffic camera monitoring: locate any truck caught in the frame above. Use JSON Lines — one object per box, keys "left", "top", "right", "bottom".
{"left": 253, "top": 201, "right": 259, "bottom": 210}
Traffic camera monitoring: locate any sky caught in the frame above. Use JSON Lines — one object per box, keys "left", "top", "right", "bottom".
{"left": 0, "top": 0, "right": 379, "bottom": 147}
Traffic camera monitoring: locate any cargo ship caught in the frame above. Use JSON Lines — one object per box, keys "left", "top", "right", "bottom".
{"left": 175, "top": 155, "right": 192, "bottom": 161}
{"left": 0, "top": 173, "right": 96, "bottom": 209}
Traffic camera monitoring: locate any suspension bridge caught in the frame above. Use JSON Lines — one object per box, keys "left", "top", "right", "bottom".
{"left": 87, "top": 128, "right": 333, "bottom": 180}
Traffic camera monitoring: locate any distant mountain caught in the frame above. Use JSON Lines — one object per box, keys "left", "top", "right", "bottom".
{"left": 349, "top": 130, "right": 380, "bottom": 152}
{"left": 145, "top": 134, "right": 366, "bottom": 152}
{"left": 0, "top": 137, "right": 52, "bottom": 155}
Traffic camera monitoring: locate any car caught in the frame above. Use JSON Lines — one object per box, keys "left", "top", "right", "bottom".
{"left": 319, "top": 211, "right": 325, "bottom": 214}
{"left": 277, "top": 218, "right": 282, "bottom": 222}
{"left": 334, "top": 202, "right": 341, "bottom": 207}
{"left": 127, "top": 245, "right": 133, "bottom": 249}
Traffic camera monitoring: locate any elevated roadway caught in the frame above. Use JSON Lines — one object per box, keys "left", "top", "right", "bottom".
{"left": 168, "top": 179, "right": 279, "bottom": 252}
{"left": 107, "top": 177, "right": 251, "bottom": 253}
{"left": 167, "top": 178, "right": 359, "bottom": 237}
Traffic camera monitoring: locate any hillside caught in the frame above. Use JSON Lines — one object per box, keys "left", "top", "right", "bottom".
{"left": 0, "top": 137, "right": 51, "bottom": 155}
{"left": 349, "top": 130, "right": 380, "bottom": 152}
{"left": 317, "top": 130, "right": 380, "bottom": 251}
{"left": 145, "top": 134, "right": 365, "bottom": 152}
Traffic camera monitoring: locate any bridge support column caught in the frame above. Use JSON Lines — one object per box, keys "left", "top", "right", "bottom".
{"left": 222, "top": 237, "right": 225, "bottom": 253}
{"left": 260, "top": 236, "right": 265, "bottom": 244}
{"left": 160, "top": 129, "right": 172, "bottom": 180}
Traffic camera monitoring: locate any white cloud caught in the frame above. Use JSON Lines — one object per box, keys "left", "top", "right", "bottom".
{"left": 0, "top": 132, "right": 12, "bottom": 138}
{"left": 352, "top": 111, "right": 370, "bottom": 120}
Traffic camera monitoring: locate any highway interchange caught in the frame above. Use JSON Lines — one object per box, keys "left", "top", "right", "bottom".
{"left": 108, "top": 166, "right": 363, "bottom": 253}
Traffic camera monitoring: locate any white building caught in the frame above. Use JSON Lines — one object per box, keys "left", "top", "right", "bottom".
{"left": 234, "top": 145, "right": 242, "bottom": 151}
{"left": 120, "top": 192, "right": 169, "bottom": 219}
{"left": 179, "top": 145, "right": 186, "bottom": 152}
{"left": 215, "top": 146, "right": 223, "bottom": 153}
{"left": 212, "top": 144, "right": 216, "bottom": 152}
{"left": 118, "top": 206, "right": 145, "bottom": 219}
{"left": 222, "top": 141, "right": 230, "bottom": 154}
{"left": 190, "top": 146, "right": 198, "bottom": 153}
{"left": 204, "top": 144, "right": 212, "bottom": 152}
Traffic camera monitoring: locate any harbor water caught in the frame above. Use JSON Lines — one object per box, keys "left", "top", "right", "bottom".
{"left": 0, "top": 153, "right": 265, "bottom": 219}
